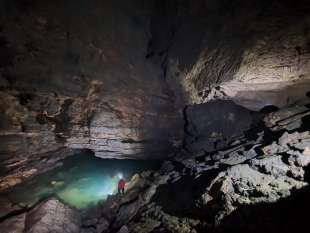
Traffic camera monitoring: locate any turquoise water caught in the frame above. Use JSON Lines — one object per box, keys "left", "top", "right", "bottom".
{"left": 3, "top": 152, "right": 161, "bottom": 210}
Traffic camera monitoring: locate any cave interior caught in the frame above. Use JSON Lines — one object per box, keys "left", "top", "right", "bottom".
{"left": 1, "top": 0, "right": 310, "bottom": 233}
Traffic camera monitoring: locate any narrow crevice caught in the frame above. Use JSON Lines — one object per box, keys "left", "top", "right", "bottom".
{"left": 181, "top": 105, "right": 192, "bottom": 152}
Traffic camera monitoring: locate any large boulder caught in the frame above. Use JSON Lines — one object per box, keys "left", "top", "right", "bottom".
{"left": 0, "top": 198, "right": 81, "bottom": 233}
{"left": 184, "top": 100, "right": 260, "bottom": 153}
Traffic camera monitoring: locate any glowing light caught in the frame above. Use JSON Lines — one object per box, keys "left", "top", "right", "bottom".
{"left": 56, "top": 174, "right": 120, "bottom": 209}
{"left": 117, "top": 172, "right": 124, "bottom": 179}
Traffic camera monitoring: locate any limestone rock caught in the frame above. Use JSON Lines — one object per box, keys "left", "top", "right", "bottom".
{"left": 150, "top": 0, "right": 310, "bottom": 110}
{"left": 24, "top": 199, "right": 80, "bottom": 233}
{"left": 0, "top": 213, "right": 26, "bottom": 233}
{"left": 118, "top": 225, "right": 129, "bottom": 233}
{"left": 0, "top": 196, "right": 25, "bottom": 218}
{"left": 203, "top": 164, "right": 307, "bottom": 224}
{"left": 184, "top": 100, "right": 260, "bottom": 154}
{"left": 81, "top": 171, "right": 169, "bottom": 233}
{"left": 0, "top": 199, "right": 80, "bottom": 233}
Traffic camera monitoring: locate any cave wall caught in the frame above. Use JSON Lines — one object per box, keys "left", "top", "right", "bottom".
{"left": 1, "top": 0, "right": 310, "bottom": 190}
{"left": 149, "top": 0, "right": 310, "bottom": 110}
{"left": 0, "top": 0, "right": 184, "bottom": 189}
{"left": 1, "top": 1, "right": 310, "bottom": 231}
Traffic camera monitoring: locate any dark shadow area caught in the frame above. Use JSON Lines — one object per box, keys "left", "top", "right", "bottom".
{"left": 213, "top": 165, "right": 310, "bottom": 233}
{"left": 259, "top": 105, "right": 279, "bottom": 114}
{"left": 184, "top": 100, "right": 262, "bottom": 154}
{"left": 300, "top": 114, "right": 310, "bottom": 132}
{"left": 244, "top": 120, "right": 285, "bottom": 146}
{"left": 152, "top": 169, "right": 220, "bottom": 220}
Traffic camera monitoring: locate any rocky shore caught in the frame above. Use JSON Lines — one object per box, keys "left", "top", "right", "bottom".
{"left": 1, "top": 103, "right": 309, "bottom": 233}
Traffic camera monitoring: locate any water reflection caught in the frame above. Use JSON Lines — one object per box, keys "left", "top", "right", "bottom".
{"left": 3, "top": 152, "right": 161, "bottom": 210}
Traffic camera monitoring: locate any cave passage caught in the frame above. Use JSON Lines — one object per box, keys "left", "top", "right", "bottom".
{"left": 1, "top": 151, "right": 161, "bottom": 210}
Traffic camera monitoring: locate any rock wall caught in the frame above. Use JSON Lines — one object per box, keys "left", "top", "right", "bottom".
{"left": 1, "top": 0, "right": 310, "bottom": 191}
{"left": 184, "top": 100, "right": 261, "bottom": 153}
{"left": 149, "top": 0, "right": 310, "bottom": 109}
{"left": 0, "top": 0, "right": 184, "bottom": 158}
{"left": 0, "top": 0, "right": 183, "bottom": 188}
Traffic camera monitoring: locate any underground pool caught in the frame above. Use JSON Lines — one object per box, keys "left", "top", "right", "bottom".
{"left": 1, "top": 151, "right": 161, "bottom": 210}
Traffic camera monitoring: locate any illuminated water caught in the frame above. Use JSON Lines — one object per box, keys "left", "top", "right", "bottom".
{"left": 3, "top": 152, "right": 160, "bottom": 210}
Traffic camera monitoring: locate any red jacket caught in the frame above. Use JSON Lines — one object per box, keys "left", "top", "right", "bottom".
{"left": 118, "top": 179, "right": 125, "bottom": 189}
